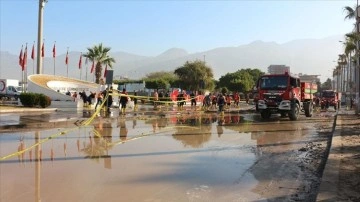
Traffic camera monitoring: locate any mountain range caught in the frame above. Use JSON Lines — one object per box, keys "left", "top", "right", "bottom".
{"left": 0, "top": 35, "right": 344, "bottom": 83}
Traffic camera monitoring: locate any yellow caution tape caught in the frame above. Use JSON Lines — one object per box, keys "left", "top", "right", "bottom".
{"left": 0, "top": 90, "right": 203, "bottom": 161}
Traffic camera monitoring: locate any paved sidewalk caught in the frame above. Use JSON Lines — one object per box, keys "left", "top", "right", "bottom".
{"left": 317, "top": 109, "right": 360, "bottom": 201}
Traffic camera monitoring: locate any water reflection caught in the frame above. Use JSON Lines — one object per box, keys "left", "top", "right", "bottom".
{"left": 119, "top": 119, "right": 128, "bottom": 141}
{"left": 5, "top": 113, "right": 256, "bottom": 164}
{"left": 172, "top": 113, "right": 212, "bottom": 148}
{"left": 133, "top": 119, "right": 137, "bottom": 129}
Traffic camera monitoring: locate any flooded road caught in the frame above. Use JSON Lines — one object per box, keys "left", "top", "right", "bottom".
{"left": 0, "top": 107, "right": 335, "bottom": 202}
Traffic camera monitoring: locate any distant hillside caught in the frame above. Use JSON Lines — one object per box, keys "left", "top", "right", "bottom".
{"left": 0, "top": 35, "right": 343, "bottom": 82}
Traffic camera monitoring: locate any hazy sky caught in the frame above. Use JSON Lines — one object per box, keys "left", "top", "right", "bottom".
{"left": 0, "top": 0, "right": 355, "bottom": 56}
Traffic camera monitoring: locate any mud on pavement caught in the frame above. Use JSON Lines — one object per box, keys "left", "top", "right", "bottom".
{"left": 317, "top": 113, "right": 360, "bottom": 202}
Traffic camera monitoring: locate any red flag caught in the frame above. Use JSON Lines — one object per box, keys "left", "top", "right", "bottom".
{"left": 90, "top": 61, "right": 94, "bottom": 73}
{"left": 65, "top": 50, "right": 69, "bottom": 65}
{"left": 41, "top": 42, "right": 44, "bottom": 57}
{"left": 22, "top": 45, "right": 28, "bottom": 71}
{"left": 19, "top": 46, "right": 23, "bottom": 67}
{"left": 78, "top": 54, "right": 82, "bottom": 69}
{"left": 104, "top": 64, "right": 107, "bottom": 77}
{"left": 31, "top": 44, "right": 35, "bottom": 60}
{"left": 52, "top": 44, "right": 56, "bottom": 58}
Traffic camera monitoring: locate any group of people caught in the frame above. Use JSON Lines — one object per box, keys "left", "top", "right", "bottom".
{"left": 94, "top": 87, "right": 137, "bottom": 115}
{"left": 153, "top": 90, "right": 171, "bottom": 108}
{"left": 202, "top": 92, "right": 241, "bottom": 112}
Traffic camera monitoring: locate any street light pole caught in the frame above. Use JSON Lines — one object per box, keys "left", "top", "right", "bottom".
{"left": 36, "top": 0, "right": 47, "bottom": 74}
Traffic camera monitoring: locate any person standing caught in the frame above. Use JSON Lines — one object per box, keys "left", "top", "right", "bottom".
{"left": 234, "top": 92, "right": 240, "bottom": 107}
{"left": 153, "top": 89, "right": 159, "bottom": 109}
{"left": 119, "top": 88, "right": 128, "bottom": 115}
{"left": 225, "top": 94, "right": 231, "bottom": 110}
{"left": 217, "top": 93, "right": 225, "bottom": 115}
{"left": 133, "top": 91, "right": 138, "bottom": 111}
{"left": 95, "top": 90, "right": 103, "bottom": 111}
{"left": 190, "top": 91, "right": 197, "bottom": 109}
{"left": 105, "top": 86, "right": 113, "bottom": 115}
{"left": 165, "top": 91, "right": 170, "bottom": 106}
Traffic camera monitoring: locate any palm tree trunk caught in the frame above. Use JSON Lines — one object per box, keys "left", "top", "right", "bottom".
{"left": 348, "top": 54, "right": 351, "bottom": 93}
{"left": 342, "top": 65, "right": 345, "bottom": 92}
{"left": 338, "top": 72, "right": 341, "bottom": 92}
{"left": 95, "top": 62, "right": 102, "bottom": 84}
{"left": 347, "top": 55, "right": 349, "bottom": 92}
{"left": 343, "top": 64, "right": 346, "bottom": 92}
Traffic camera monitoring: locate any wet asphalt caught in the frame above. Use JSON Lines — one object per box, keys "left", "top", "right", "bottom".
{"left": 0, "top": 103, "right": 337, "bottom": 201}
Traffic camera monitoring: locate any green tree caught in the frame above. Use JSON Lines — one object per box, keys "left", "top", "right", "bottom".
{"left": 244, "top": 68, "right": 265, "bottom": 84}
{"left": 143, "top": 71, "right": 179, "bottom": 90}
{"left": 321, "top": 78, "right": 332, "bottom": 90}
{"left": 217, "top": 68, "right": 263, "bottom": 93}
{"left": 144, "top": 71, "right": 178, "bottom": 81}
{"left": 174, "top": 60, "right": 214, "bottom": 91}
{"left": 221, "top": 87, "right": 228, "bottom": 95}
{"left": 145, "top": 79, "right": 168, "bottom": 90}
{"left": 83, "top": 43, "right": 116, "bottom": 84}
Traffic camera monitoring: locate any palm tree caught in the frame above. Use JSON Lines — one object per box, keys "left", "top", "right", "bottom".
{"left": 338, "top": 54, "right": 347, "bottom": 92}
{"left": 83, "top": 43, "right": 116, "bottom": 84}
{"left": 345, "top": 32, "right": 360, "bottom": 92}
{"left": 335, "top": 65, "right": 342, "bottom": 92}
{"left": 344, "top": 40, "right": 356, "bottom": 91}
{"left": 344, "top": 5, "right": 356, "bottom": 20}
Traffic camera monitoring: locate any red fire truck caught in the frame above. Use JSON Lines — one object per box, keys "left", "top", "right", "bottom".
{"left": 256, "top": 72, "right": 317, "bottom": 120}
{"left": 320, "top": 90, "right": 340, "bottom": 110}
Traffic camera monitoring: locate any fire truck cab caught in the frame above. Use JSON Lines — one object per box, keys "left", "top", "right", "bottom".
{"left": 320, "top": 90, "right": 340, "bottom": 110}
{"left": 256, "top": 72, "right": 317, "bottom": 121}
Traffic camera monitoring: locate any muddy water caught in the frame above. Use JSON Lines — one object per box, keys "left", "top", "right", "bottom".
{"left": 0, "top": 111, "right": 334, "bottom": 202}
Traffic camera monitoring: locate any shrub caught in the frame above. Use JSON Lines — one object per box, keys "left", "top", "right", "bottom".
{"left": 39, "top": 94, "right": 52, "bottom": 108}
{"left": 19, "top": 93, "right": 52, "bottom": 108}
{"left": 20, "top": 93, "right": 37, "bottom": 107}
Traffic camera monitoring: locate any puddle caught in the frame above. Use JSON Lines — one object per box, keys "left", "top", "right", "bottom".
{"left": 0, "top": 111, "right": 332, "bottom": 201}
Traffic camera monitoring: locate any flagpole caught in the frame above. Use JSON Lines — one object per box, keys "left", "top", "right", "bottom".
{"left": 33, "top": 58, "right": 35, "bottom": 75}
{"left": 32, "top": 41, "right": 35, "bottom": 75}
{"left": 25, "top": 43, "right": 27, "bottom": 93}
{"left": 22, "top": 68, "right": 24, "bottom": 94}
{"left": 85, "top": 58, "right": 88, "bottom": 81}
{"left": 79, "top": 52, "right": 82, "bottom": 80}
{"left": 66, "top": 47, "right": 69, "bottom": 78}
{"left": 53, "top": 41, "right": 56, "bottom": 76}
{"left": 19, "top": 45, "right": 23, "bottom": 87}
{"left": 42, "top": 39, "right": 44, "bottom": 74}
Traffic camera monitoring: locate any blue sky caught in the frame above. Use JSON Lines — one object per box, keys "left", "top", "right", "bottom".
{"left": 0, "top": 0, "right": 355, "bottom": 56}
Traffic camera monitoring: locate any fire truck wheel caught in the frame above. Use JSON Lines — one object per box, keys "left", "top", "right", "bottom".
{"left": 289, "top": 103, "right": 300, "bottom": 121}
{"left": 304, "top": 102, "right": 313, "bottom": 117}
{"left": 260, "top": 110, "right": 271, "bottom": 119}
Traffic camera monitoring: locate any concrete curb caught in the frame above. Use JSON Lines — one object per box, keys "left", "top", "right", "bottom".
{"left": 316, "top": 124, "right": 341, "bottom": 201}
{"left": 316, "top": 110, "right": 354, "bottom": 201}
{"left": 0, "top": 107, "right": 58, "bottom": 113}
